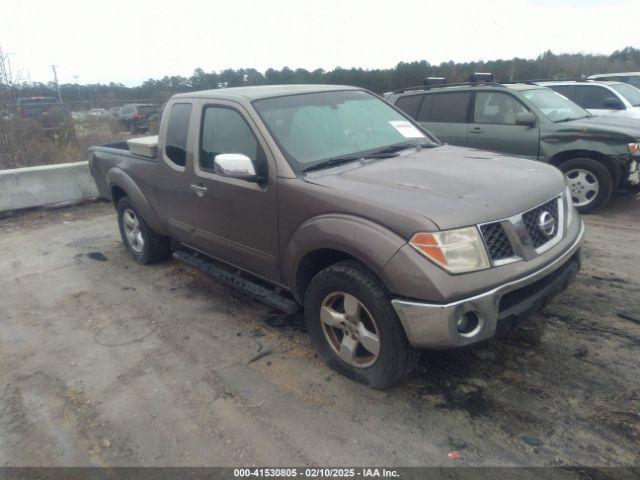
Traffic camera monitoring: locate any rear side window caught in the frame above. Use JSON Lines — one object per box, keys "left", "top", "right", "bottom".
{"left": 418, "top": 92, "right": 471, "bottom": 123}
{"left": 394, "top": 94, "right": 422, "bottom": 118}
{"left": 165, "top": 103, "right": 193, "bottom": 167}
{"left": 548, "top": 85, "right": 574, "bottom": 100}
{"left": 573, "top": 86, "right": 614, "bottom": 109}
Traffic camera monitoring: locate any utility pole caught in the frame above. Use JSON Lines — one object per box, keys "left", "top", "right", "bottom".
{"left": 51, "top": 64, "right": 63, "bottom": 102}
{"left": 0, "top": 46, "right": 13, "bottom": 85}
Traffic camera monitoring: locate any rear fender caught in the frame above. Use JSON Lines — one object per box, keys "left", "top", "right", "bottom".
{"left": 106, "top": 167, "right": 168, "bottom": 236}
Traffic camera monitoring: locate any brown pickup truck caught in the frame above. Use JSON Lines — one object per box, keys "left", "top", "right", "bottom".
{"left": 89, "top": 85, "right": 584, "bottom": 389}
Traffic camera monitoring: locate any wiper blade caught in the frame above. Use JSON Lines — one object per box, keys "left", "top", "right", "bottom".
{"left": 302, "top": 142, "right": 435, "bottom": 172}
{"left": 303, "top": 156, "right": 361, "bottom": 172}
{"left": 370, "top": 142, "right": 431, "bottom": 155}
{"left": 556, "top": 115, "right": 589, "bottom": 123}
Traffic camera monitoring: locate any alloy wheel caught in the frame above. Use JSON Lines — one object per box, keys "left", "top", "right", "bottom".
{"left": 122, "top": 208, "right": 144, "bottom": 253}
{"left": 320, "top": 292, "right": 381, "bottom": 368}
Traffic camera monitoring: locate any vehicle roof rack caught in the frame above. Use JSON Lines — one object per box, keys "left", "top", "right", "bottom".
{"left": 391, "top": 81, "right": 506, "bottom": 94}
{"left": 469, "top": 72, "right": 493, "bottom": 83}
{"left": 392, "top": 73, "right": 505, "bottom": 94}
{"left": 424, "top": 77, "right": 447, "bottom": 86}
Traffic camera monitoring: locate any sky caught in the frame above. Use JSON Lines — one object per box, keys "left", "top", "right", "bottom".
{"left": 0, "top": 0, "right": 637, "bottom": 86}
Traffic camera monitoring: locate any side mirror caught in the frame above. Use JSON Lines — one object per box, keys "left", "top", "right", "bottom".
{"left": 604, "top": 97, "right": 625, "bottom": 110}
{"left": 214, "top": 153, "right": 260, "bottom": 181}
{"left": 515, "top": 112, "right": 537, "bottom": 127}
{"left": 213, "top": 153, "right": 262, "bottom": 182}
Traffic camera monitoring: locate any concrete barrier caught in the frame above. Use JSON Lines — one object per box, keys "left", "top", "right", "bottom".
{"left": 0, "top": 161, "right": 99, "bottom": 213}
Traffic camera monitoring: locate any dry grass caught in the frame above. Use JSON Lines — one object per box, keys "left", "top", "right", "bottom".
{"left": 0, "top": 116, "right": 127, "bottom": 170}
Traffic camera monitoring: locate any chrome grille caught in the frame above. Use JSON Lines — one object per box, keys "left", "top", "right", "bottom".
{"left": 522, "top": 198, "right": 559, "bottom": 248}
{"left": 478, "top": 195, "right": 564, "bottom": 266}
{"left": 480, "top": 223, "right": 514, "bottom": 261}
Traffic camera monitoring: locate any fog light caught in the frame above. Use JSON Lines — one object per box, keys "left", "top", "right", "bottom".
{"left": 457, "top": 311, "right": 481, "bottom": 336}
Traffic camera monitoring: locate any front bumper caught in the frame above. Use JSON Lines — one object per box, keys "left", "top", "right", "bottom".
{"left": 391, "top": 220, "right": 585, "bottom": 349}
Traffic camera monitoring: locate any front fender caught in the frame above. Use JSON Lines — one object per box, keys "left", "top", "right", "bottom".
{"left": 106, "top": 168, "right": 168, "bottom": 236}
{"left": 283, "top": 214, "right": 408, "bottom": 297}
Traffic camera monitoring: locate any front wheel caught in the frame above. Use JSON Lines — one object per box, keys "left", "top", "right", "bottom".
{"left": 116, "top": 197, "right": 170, "bottom": 264}
{"left": 559, "top": 157, "right": 613, "bottom": 213}
{"left": 304, "top": 260, "right": 418, "bottom": 389}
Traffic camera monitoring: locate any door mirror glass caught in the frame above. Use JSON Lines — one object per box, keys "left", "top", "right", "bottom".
{"left": 603, "top": 97, "right": 625, "bottom": 110}
{"left": 515, "top": 112, "right": 537, "bottom": 126}
{"left": 214, "top": 153, "right": 259, "bottom": 181}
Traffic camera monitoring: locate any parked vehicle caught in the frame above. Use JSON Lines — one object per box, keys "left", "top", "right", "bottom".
{"left": 15, "top": 96, "right": 73, "bottom": 136}
{"left": 588, "top": 72, "right": 640, "bottom": 89}
{"left": 88, "top": 108, "right": 109, "bottom": 117}
{"left": 110, "top": 106, "right": 121, "bottom": 116}
{"left": 117, "top": 103, "right": 157, "bottom": 133}
{"left": 537, "top": 80, "right": 640, "bottom": 119}
{"left": 386, "top": 76, "right": 640, "bottom": 212}
{"left": 89, "top": 85, "right": 584, "bottom": 389}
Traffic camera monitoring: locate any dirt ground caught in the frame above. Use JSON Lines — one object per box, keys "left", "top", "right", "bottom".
{"left": 0, "top": 195, "right": 639, "bottom": 468}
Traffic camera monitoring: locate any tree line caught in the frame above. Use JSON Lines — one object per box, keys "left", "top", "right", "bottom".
{"left": 3, "top": 47, "right": 640, "bottom": 106}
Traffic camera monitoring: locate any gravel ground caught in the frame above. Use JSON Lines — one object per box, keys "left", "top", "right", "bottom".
{"left": 0, "top": 196, "right": 639, "bottom": 468}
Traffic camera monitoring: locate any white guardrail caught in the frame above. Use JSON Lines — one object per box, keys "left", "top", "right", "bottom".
{"left": 0, "top": 161, "right": 99, "bottom": 213}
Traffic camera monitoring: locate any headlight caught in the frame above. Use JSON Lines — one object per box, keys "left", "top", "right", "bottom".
{"left": 565, "top": 185, "right": 575, "bottom": 226}
{"left": 628, "top": 143, "right": 640, "bottom": 155}
{"left": 409, "top": 227, "right": 490, "bottom": 274}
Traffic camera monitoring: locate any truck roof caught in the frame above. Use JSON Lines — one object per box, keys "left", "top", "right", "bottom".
{"left": 172, "top": 84, "right": 358, "bottom": 101}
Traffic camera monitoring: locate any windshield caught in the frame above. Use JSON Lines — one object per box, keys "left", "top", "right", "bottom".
{"left": 253, "top": 90, "right": 438, "bottom": 172}
{"left": 627, "top": 76, "right": 640, "bottom": 89}
{"left": 521, "top": 88, "right": 589, "bottom": 122}
{"left": 611, "top": 83, "right": 640, "bottom": 107}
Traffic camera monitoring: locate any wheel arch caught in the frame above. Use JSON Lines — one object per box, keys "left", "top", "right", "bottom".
{"left": 284, "top": 214, "right": 407, "bottom": 303}
{"left": 106, "top": 168, "right": 168, "bottom": 236}
{"left": 549, "top": 150, "right": 621, "bottom": 187}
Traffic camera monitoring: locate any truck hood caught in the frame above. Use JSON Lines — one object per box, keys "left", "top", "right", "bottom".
{"left": 304, "top": 145, "right": 565, "bottom": 230}
{"left": 553, "top": 115, "right": 640, "bottom": 141}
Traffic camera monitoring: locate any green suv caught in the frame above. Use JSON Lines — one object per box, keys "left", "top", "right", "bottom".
{"left": 385, "top": 78, "right": 640, "bottom": 212}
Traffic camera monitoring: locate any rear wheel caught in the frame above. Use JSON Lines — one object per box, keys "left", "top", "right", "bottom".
{"left": 304, "top": 260, "right": 418, "bottom": 389}
{"left": 559, "top": 157, "right": 612, "bottom": 213}
{"left": 116, "top": 197, "right": 170, "bottom": 264}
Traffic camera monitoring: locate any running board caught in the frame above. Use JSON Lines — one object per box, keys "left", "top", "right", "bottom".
{"left": 173, "top": 250, "right": 300, "bottom": 314}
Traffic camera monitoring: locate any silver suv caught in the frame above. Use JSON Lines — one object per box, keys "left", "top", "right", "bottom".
{"left": 538, "top": 80, "right": 640, "bottom": 120}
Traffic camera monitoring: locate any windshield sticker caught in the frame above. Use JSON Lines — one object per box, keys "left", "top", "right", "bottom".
{"left": 389, "top": 120, "right": 425, "bottom": 138}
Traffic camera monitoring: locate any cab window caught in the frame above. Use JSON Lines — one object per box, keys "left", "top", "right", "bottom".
{"left": 200, "top": 106, "right": 267, "bottom": 176}
{"left": 473, "top": 92, "right": 529, "bottom": 124}
{"left": 165, "top": 103, "right": 193, "bottom": 167}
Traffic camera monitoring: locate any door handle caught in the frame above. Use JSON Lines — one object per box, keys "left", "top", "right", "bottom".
{"left": 190, "top": 184, "right": 207, "bottom": 197}
{"left": 469, "top": 127, "right": 484, "bottom": 134}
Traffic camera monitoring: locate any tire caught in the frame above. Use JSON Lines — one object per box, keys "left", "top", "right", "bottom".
{"left": 304, "top": 260, "right": 419, "bottom": 390}
{"left": 559, "top": 157, "right": 613, "bottom": 213}
{"left": 116, "top": 196, "right": 170, "bottom": 264}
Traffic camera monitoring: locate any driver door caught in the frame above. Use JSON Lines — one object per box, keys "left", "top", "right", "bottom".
{"left": 188, "top": 101, "right": 279, "bottom": 281}
{"left": 466, "top": 91, "right": 540, "bottom": 160}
